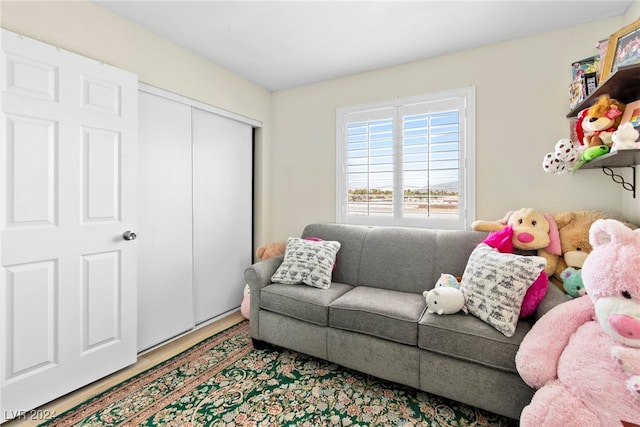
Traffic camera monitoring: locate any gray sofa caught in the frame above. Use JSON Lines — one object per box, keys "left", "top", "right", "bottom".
{"left": 244, "top": 223, "right": 567, "bottom": 419}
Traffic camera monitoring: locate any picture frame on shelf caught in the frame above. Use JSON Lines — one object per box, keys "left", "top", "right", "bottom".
{"left": 620, "top": 99, "right": 640, "bottom": 136}
{"left": 571, "top": 56, "right": 598, "bottom": 81}
{"left": 568, "top": 72, "right": 598, "bottom": 110}
{"left": 595, "top": 38, "right": 608, "bottom": 82}
{"left": 601, "top": 18, "right": 640, "bottom": 81}
{"left": 569, "top": 79, "right": 586, "bottom": 110}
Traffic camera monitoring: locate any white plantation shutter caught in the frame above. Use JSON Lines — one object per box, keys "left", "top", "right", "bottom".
{"left": 336, "top": 87, "right": 475, "bottom": 229}
{"left": 345, "top": 108, "right": 395, "bottom": 218}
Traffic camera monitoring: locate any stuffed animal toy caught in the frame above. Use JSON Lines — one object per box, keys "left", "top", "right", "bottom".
{"left": 515, "top": 219, "right": 640, "bottom": 426}
{"left": 255, "top": 242, "right": 286, "bottom": 261}
{"left": 240, "top": 283, "right": 251, "bottom": 319}
{"left": 560, "top": 267, "right": 585, "bottom": 299}
{"left": 538, "top": 210, "right": 638, "bottom": 284}
{"left": 576, "top": 94, "right": 626, "bottom": 148}
{"left": 241, "top": 241, "right": 287, "bottom": 319}
{"left": 483, "top": 226, "right": 548, "bottom": 318}
{"left": 611, "top": 122, "right": 640, "bottom": 151}
{"left": 434, "top": 273, "right": 460, "bottom": 289}
{"left": 570, "top": 144, "right": 611, "bottom": 171}
{"left": 542, "top": 138, "right": 582, "bottom": 174}
{"left": 423, "top": 287, "right": 467, "bottom": 315}
{"left": 472, "top": 207, "right": 561, "bottom": 277}
{"left": 580, "top": 144, "right": 610, "bottom": 161}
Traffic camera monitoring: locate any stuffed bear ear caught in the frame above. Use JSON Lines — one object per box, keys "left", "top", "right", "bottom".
{"left": 553, "top": 211, "right": 575, "bottom": 229}
{"left": 589, "top": 219, "right": 634, "bottom": 248}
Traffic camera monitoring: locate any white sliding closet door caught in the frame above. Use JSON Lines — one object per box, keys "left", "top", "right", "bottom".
{"left": 137, "top": 85, "right": 256, "bottom": 346}
{"left": 192, "top": 108, "right": 252, "bottom": 324}
{"left": 137, "top": 92, "right": 194, "bottom": 351}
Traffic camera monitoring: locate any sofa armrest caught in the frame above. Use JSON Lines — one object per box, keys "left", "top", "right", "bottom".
{"left": 533, "top": 282, "right": 568, "bottom": 321}
{"left": 243, "top": 255, "right": 284, "bottom": 338}
{"left": 244, "top": 255, "right": 284, "bottom": 290}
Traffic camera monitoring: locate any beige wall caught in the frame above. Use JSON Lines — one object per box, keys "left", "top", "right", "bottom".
{"left": 622, "top": 1, "right": 640, "bottom": 224}
{"left": 269, "top": 15, "right": 640, "bottom": 241}
{"left": 2, "top": 1, "right": 639, "bottom": 245}
{"left": 0, "top": 0, "right": 274, "bottom": 245}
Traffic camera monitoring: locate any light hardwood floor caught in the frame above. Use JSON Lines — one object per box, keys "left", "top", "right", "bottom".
{"left": 2, "top": 311, "right": 245, "bottom": 426}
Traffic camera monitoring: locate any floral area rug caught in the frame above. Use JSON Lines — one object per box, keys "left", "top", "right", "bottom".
{"left": 42, "top": 321, "right": 517, "bottom": 426}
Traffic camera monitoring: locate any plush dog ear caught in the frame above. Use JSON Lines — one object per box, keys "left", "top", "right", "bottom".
{"left": 471, "top": 210, "right": 514, "bottom": 232}
{"left": 543, "top": 213, "right": 562, "bottom": 256}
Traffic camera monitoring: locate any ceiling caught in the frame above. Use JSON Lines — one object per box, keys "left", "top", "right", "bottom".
{"left": 93, "top": 1, "right": 633, "bottom": 92}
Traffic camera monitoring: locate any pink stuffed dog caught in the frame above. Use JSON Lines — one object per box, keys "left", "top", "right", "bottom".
{"left": 515, "top": 219, "right": 640, "bottom": 426}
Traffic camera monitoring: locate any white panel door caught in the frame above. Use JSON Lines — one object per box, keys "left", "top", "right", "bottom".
{"left": 137, "top": 90, "right": 194, "bottom": 351}
{"left": 0, "top": 30, "right": 138, "bottom": 421}
{"left": 192, "top": 108, "right": 252, "bottom": 324}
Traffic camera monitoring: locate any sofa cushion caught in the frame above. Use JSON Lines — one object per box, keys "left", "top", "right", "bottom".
{"left": 329, "top": 286, "right": 426, "bottom": 345}
{"left": 418, "top": 311, "right": 533, "bottom": 373}
{"left": 271, "top": 237, "right": 341, "bottom": 289}
{"left": 260, "top": 282, "right": 354, "bottom": 326}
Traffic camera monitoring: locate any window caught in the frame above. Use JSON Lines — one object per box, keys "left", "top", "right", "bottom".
{"left": 336, "top": 87, "right": 475, "bottom": 229}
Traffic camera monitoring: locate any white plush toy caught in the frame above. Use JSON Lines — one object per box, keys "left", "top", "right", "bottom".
{"left": 423, "top": 287, "right": 468, "bottom": 315}
{"left": 435, "top": 273, "right": 460, "bottom": 289}
{"left": 542, "top": 138, "right": 582, "bottom": 174}
{"left": 611, "top": 122, "right": 640, "bottom": 151}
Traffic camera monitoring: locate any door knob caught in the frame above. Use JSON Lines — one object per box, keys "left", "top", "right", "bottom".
{"left": 123, "top": 230, "right": 137, "bottom": 241}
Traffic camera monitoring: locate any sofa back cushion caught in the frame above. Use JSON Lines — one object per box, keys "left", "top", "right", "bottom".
{"left": 358, "top": 227, "right": 436, "bottom": 293}
{"left": 301, "top": 223, "right": 370, "bottom": 286}
{"left": 431, "top": 229, "right": 489, "bottom": 286}
{"left": 302, "top": 223, "right": 488, "bottom": 293}
{"left": 356, "top": 227, "right": 485, "bottom": 293}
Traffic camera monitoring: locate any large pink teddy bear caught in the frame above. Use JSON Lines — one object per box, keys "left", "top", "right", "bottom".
{"left": 515, "top": 219, "right": 640, "bottom": 426}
